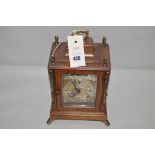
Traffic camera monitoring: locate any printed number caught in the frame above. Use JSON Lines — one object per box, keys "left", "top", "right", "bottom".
{"left": 73, "top": 56, "right": 80, "bottom": 61}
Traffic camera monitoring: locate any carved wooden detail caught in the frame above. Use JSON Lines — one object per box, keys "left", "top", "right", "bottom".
{"left": 103, "top": 72, "right": 110, "bottom": 104}
{"left": 48, "top": 69, "right": 54, "bottom": 105}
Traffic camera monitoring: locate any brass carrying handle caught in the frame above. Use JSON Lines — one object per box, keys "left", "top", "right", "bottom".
{"left": 51, "top": 30, "right": 89, "bottom": 59}
{"left": 71, "top": 30, "right": 89, "bottom": 39}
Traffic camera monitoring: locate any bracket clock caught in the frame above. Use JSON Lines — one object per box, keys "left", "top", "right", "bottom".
{"left": 47, "top": 30, "right": 111, "bottom": 126}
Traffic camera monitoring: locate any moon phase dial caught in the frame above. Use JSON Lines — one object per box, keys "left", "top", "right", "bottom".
{"left": 62, "top": 74, "right": 97, "bottom": 107}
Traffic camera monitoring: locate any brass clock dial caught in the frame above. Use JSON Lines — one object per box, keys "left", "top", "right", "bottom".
{"left": 61, "top": 74, "right": 97, "bottom": 107}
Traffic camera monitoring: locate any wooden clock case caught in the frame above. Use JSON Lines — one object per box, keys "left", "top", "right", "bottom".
{"left": 47, "top": 31, "right": 111, "bottom": 126}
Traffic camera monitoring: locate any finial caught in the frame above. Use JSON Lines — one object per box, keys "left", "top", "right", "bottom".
{"left": 102, "top": 37, "right": 106, "bottom": 46}
{"left": 51, "top": 56, "right": 55, "bottom": 65}
{"left": 55, "top": 35, "right": 59, "bottom": 45}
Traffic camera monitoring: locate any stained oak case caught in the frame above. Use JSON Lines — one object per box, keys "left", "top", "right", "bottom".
{"left": 47, "top": 31, "right": 111, "bottom": 126}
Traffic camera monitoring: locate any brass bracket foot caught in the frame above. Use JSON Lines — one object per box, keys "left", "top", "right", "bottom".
{"left": 101, "top": 120, "right": 110, "bottom": 127}
{"left": 47, "top": 118, "right": 54, "bottom": 125}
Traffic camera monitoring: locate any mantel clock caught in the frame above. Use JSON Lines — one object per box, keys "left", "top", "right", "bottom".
{"left": 47, "top": 30, "right": 111, "bottom": 126}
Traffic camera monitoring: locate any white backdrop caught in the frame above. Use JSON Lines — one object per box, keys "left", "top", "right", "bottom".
{"left": 0, "top": 26, "right": 155, "bottom": 68}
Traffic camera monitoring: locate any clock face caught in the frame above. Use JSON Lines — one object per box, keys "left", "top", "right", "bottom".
{"left": 61, "top": 74, "right": 97, "bottom": 107}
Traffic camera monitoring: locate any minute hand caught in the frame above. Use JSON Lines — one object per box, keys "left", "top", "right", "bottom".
{"left": 72, "top": 81, "right": 81, "bottom": 93}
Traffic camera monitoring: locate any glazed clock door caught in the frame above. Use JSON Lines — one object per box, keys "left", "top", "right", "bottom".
{"left": 62, "top": 74, "right": 97, "bottom": 107}
{"left": 55, "top": 70, "right": 103, "bottom": 112}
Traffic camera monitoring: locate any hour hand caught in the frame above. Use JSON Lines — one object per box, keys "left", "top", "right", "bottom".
{"left": 72, "top": 80, "right": 80, "bottom": 93}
